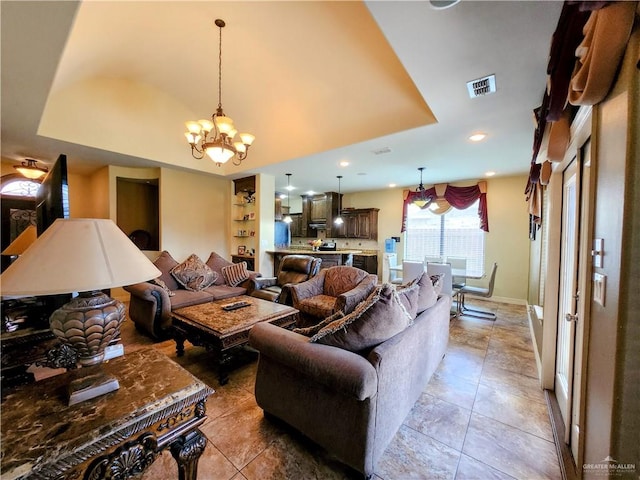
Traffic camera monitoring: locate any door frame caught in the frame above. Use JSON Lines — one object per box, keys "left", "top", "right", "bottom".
{"left": 540, "top": 105, "right": 593, "bottom": 474}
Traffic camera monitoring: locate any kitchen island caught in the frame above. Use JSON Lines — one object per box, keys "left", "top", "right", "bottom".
{"left": 266, "top": 249, "right": 362, "bottom": 275}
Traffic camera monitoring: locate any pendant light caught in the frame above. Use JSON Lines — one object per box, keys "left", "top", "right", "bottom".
{"left": 283, "top": 174, "right": 293, "bottom": 224}
{"left": 334, "top": 175, "right": 344, "bottom": 225}
{"left": 413, "top": 167, "right": 432, "bottom": 208}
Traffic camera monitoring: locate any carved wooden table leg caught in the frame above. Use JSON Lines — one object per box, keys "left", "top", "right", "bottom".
{"left": 174, "top": 328, "right": 186, "bottom": 357}
{"left": 169, "top": 429, "right": 207, "bottom": 480}
{"left": 217, "top": 350, "right": 232, "bottom": 385}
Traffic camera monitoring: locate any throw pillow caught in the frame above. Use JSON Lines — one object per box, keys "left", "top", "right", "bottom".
{"left": 293, "top": 311, "right": 345, "bottom": 337}
{"left": 206, "top": 251, "right": 234, "bottom": 286}
{"left": 396, "top": 282, "right": 420, "bottom": 319}
{"left": 151, "top": 278, "right": 176, "bottom": 297}
{"left": 407, "top": 271, "right": 439, "bottom": 314}
{"left": 153, "top": 250, "right": 180, "bottom": 291}
{"left": 221, "top": 261, "right": 249, "bottom": 287}
{"left": 430, "top": 273, "right": 444, "bottom": 296}
{"left": 310, "top": 283, "right": 413, "bottom": 352}
{"left": 170, "top": 254, "right": 217, "bottom": 292}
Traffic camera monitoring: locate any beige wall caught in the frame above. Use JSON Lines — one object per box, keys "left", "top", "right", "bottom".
{"left": 158, "top": 168, "right": 230, "bottom": 262}
{"left": 340, "top": 175, "right": 530, "bottom": 301}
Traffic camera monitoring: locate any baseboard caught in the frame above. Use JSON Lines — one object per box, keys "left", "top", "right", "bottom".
{"left": 545, "top": 390, "right": 579, "bottom": 480}
{"left": 527, "top": 303, "right": 543, "bottom": 382}
{"left": 469, "top": 295, "right": 526, "bottom": 305}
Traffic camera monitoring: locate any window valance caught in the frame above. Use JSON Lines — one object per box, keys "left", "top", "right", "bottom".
{"left": 401, "top": 181, "right": 489, "bottom": 233}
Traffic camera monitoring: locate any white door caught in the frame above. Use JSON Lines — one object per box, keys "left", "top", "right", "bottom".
{"left": 555, "top": 159, "right": 580, "bottom": 437}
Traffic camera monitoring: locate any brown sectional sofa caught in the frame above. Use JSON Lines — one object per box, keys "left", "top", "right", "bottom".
{"left": 124, "top": 251, "right": 259, "bottom": 339}
{"left": 249, "top": 273, "right": 450, "bottom": 478}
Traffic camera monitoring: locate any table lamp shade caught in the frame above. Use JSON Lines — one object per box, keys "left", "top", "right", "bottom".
{"left": 1, "top": 218, "right": 161, "bottom": 296}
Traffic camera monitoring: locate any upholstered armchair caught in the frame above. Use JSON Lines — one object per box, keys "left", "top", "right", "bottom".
{"left": 249, "top": 254, "right": 321, "bottom": 304}
{"left": 289, "top": 265, "right": 378, "bottom": 327}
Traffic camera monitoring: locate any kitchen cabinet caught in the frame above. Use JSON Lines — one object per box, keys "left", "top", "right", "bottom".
{"left": 289, "top": 213, "right": 304, "bottom": 237}
{"left": 353, "top": 254, "right": 378, "bottom": 275}
{"left": 309, "top": 195, "right": 327, "bottom": 222}
{"left": 306, "top": 193, "right": 340, "bottom": 237}
{"left": 234, "top": 175, "right": 255, "bottom": 195}
{"left": 336, "top": 208, "right": 379, "bottom": 240}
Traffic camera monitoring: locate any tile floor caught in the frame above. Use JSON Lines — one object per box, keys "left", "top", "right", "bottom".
{"left": 121, "top": 299, "right": 561, "bottom": 480}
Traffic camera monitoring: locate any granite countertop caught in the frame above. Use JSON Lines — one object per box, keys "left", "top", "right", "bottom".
{"left": 268, "top": 249, "right": 363, "bottom": 255}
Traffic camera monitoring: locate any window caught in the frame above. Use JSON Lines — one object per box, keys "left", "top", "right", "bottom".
{"left": 0, "top": 175, "right": 40, "bottom": 197}
{"left": 404, "top": 200, "right": 485, "bottom": 277}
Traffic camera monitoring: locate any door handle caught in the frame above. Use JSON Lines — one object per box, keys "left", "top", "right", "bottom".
{"left": 565, "top": 313, "right": 578, "bottom": 323}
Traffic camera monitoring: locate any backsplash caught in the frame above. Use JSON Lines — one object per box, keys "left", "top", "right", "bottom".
{"left": 289, "top": 237, "right": 379, "bottom": 253}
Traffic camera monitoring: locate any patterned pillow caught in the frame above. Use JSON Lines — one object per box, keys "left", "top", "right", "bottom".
{"left": 151, "top": 278, "right": 176, "bottom": 296}
{"left": 221, "top": 261, "right": 249, "bottom": 287}
{"left": 310, "top": 283, "right": 413, "bottom": 352}
{"left": 170, "top": 254, "right": 217, "bottom": 292}
{"left": 206, "top": 252, "right": 234, "bottom": 286}
{"left": 430, "top": 274, "right": 444, "bottom": 296}
{"left": 293, "top": 311, "right": 345, "bottom": 337}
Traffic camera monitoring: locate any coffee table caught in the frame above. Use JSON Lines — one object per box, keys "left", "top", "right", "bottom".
{"left": 171, "top": 296, "right": 298, "bottom": 385}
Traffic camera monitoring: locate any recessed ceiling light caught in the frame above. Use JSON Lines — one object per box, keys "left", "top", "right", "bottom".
{"left": 389, "top": 183, "right": 397, "bottom": 188}
{"left": 339, "top": 161, "right": 349, "bottom": 167}
{"left": 306, "top": 190, "right": 315, "bottom": 196}
{"left": 279, "top": 193, "right": 287, "bottom": 199}
{"left": 485, "top": 171, "right": 496, "bottom": 177}
{"left": 469, "top": 133, "right": 487, "bottom": 142}
{"left": 285, "top": 184, "right": 295, "bottom": 191}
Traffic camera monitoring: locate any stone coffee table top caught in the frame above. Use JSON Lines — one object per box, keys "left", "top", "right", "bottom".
{"left": 172, "top": 295, "right": 297, "bottom": 337}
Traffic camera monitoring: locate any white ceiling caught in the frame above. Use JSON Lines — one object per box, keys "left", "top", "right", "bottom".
{"left": 1, "top": 1, "right": 562, "bottom": 195}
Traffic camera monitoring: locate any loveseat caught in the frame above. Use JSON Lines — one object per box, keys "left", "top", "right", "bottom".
{"left": 248, "top": 272, "right": 450, "bottom": 478}
{"left": 124, "top": 251, "right": 260, "bottom": 339}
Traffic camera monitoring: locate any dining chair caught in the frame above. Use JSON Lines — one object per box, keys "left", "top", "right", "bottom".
{"left": 459, "top": 262, "right": 498, "bottom": 320}
{"left": 385, "top": 253, "right": 404, "bottom": 285}
{"left": 425, "top": 262, "right": 457, "bottom": 317}
{"left": 445, "top": 257, "right": 467, "bottom": 290}
{"left": 424, "top": 255, "right": 443, "bottom": 265}
{"left": 402, "top": 260, "right": 425, "bottom": 284}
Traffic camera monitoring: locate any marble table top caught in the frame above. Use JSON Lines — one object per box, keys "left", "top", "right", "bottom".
{"left": 1, "top": 348, "right": 213, "bottom": 480}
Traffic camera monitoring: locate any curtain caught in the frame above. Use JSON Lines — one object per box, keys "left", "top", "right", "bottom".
{"left": 401, "top": 182, "right": 489, "bottom": 233}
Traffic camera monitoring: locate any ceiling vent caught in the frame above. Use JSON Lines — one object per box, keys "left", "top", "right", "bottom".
{"left": 467, "top": 74, "right": 496, "bottom": 98}
{"left": 372, "top": 147, "right": 392, "bottom": 155}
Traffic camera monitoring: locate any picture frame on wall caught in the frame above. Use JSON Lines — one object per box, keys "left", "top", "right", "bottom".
{"left": 237, "top": 245, "right": 246, "bottom": 255}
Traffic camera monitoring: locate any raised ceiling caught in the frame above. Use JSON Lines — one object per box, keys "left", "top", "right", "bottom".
{"left": 1, "top": 1, "right": 563, "bottom": 194}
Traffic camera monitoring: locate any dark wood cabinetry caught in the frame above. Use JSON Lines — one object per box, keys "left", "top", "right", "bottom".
{"left": 353, "top": 255, "right": 378, "bottom": 275}
{"left": 289, "top": 213, "right": 304, "bottom": 237}
{"left": 232, "top": 254, "right": 255, "bottom": 271}
{"left": 309, "top": 195, "right": 327, "bottom": 222}
{"left": 234, "top": 176, "right": 256, "bottom": 195}
{"left": 335, "top": 208, "right": 379, "bottom": 240}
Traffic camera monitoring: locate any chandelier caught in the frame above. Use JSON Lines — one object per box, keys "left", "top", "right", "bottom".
{"left": 413, "top": 167, "right": 432, "bottom": 208}
{"left": 14, "top": 159, "right": 48, "bottom": 179}
{"left": 185, "top": 19, "right": 255, "bottom": 166}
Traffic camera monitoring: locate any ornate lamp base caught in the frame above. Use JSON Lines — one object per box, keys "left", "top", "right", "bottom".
{"left": 49, "top": 291, "right": 125, "bottom": 405}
